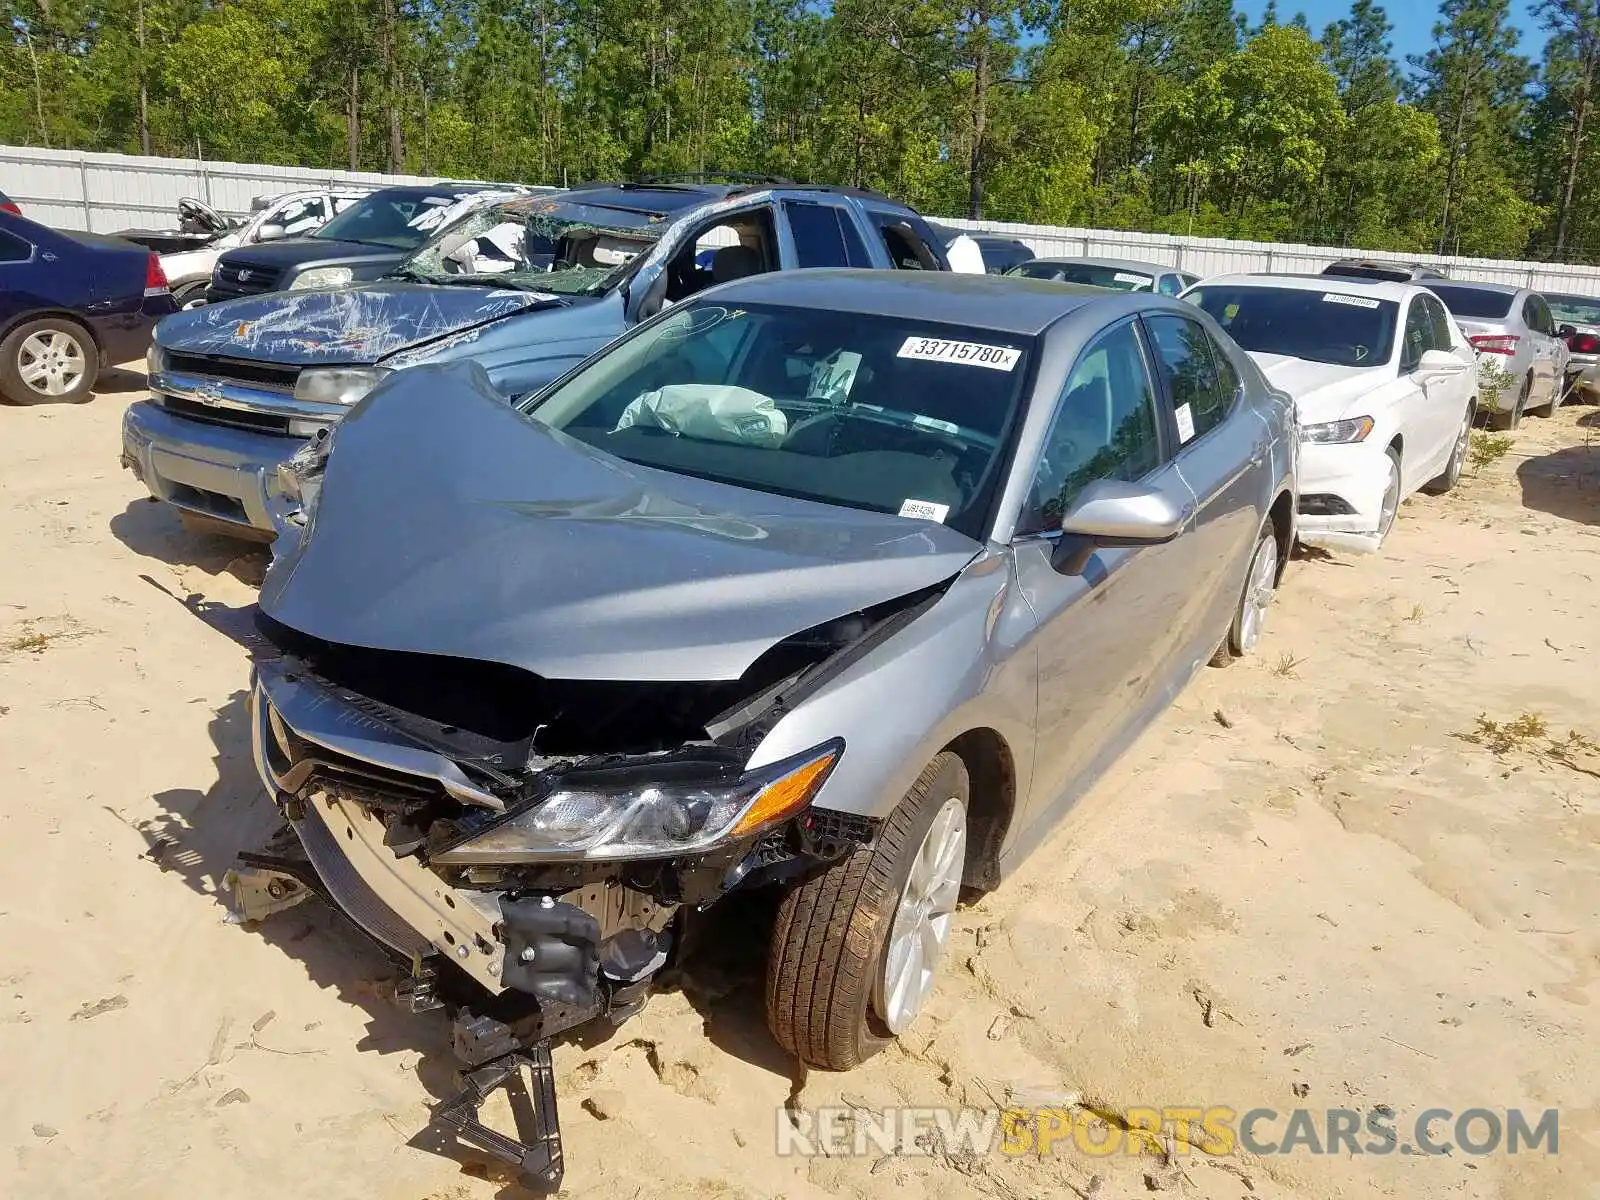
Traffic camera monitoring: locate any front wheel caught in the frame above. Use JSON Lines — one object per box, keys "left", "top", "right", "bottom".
{"left": 1422, "top": 403, "right": 1474, "bottom": 495}
{"left": 1209, "top": 522, "right": 1279, "bottom": 667}
{"left": 171, "top": 280, "right": 209, "bottom": 307}
{"left": 765, "top": 753, "right": 969, "bottom": 1070}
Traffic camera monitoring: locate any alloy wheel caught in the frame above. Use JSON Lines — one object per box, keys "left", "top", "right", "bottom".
{"left": 1378, "top": 455, "right": 1402, "bottom": 540}
{"left": 875, "top": 795, "right": 965, "bottom": 1034}
{"left": 1238, "top": 535, "right": 1279, "bottom": 653}
{"left": 17, "top": 329, "right": 87, "bottom": 397}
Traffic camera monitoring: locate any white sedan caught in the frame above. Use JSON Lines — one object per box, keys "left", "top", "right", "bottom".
{"left": 1183, "top": 274, "right": 1478, "bottom": 553}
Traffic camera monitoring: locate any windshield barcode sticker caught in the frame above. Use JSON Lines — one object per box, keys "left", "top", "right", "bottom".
{"left": 898, "top": 337, "right": 1020, "bottom": 371}
{"left": 1322, "top": 293, "right": 1380, "bottom": 309}
{"left": 899, "top": 498, "right": 951, "bottom": 523}
{"left": 1114, "top": 272, "right": 1151, "bottom": 285}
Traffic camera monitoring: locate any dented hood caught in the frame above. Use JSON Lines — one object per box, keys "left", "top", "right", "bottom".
{"left": 260, "top": 363, "right": 982, "bottom": 682}
{"left": 155, "top": 281, "right": 563, "bottom": 365}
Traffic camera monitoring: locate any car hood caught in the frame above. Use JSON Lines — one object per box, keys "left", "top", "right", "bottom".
{"left": 260, "top": 362, "right": 982, "bottom": 683}
{"left": 1249, "top": 353, "right": 1387, "bottom": 424}
{"left": 155, "top": 281, "right": 564, "bottom": 365}
{"left": 221, "top": 236, "right": 385, "bottom": 268}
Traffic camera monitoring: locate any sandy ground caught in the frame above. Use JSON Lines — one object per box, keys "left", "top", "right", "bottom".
{"left": 2, "top": 368, "right": 1599, "bottom": 1200}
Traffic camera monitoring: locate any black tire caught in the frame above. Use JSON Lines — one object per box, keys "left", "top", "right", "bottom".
{"left": 1489, "top": 376, "right": 1530, "bottom": 431}
{"left": 0, "top": 317, "right": 99, "bottom": 405}
{"left": 765, "top": 752, "right": 969, "bottom": 1071}
{"left": 1422, "top": 402, "right": 1475, "bottom": 495}
{"left": 171, "top": 280, "right": 209, "bottom": 307}
{"left": 1209, "top": 520, "right": 1279, "bottom": 668}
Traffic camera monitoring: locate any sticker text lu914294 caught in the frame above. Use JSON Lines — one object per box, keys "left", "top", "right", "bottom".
{"left": 897, "top": 336, "right": 1021, "bottom": 371}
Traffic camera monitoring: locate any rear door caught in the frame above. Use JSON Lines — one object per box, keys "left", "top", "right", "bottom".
{"left": 780, "top": 199, "right": 875, "bottom": 269}
{"left": 1398, "top": 296, "right": 1456, "bottom": 482}
{"left": 1010, "top": 315, "right": 1197, "bottom": 833}
{"left": 1143, "top": 311, "right": 1266, "bottom": 667}
{"left": 1522, "top": 294, "right": 1561, "bottom": 403}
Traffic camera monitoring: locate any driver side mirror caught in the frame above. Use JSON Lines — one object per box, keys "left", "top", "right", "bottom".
{"left": 1051, "top": 480, "right": 1187, "bottom": 573}
{"left": 256, "top": 222, "right": 287, "bottom": 242}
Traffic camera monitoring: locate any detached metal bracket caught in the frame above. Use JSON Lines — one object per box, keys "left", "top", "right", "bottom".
{"left": 435, "top": 1045, "right": 563, "bottom": 1192}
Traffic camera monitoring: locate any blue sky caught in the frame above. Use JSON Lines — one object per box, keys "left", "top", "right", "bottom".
{"left": 1238, "top": 0, "right": 1549, "bottom": 67}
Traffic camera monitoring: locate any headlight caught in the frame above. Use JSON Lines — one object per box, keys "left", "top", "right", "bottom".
{"left": 432, "top": 741, "right": 843, "bottom": 864}
{"left": 290, "top": 266, "right": 354, "bottom": 291}
{"left": 277, "top": 427, "right": 335, "bottom": 527}
{"left": 146, "top": 344, "right": 165, "bottom": 378}
{"left": 292, "top": 366, "right": 391, "bottom": 406}
{"left": 1300, "top": 416, "right": 1374, "bottom": 444}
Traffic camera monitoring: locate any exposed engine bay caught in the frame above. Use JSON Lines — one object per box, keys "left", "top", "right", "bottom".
{"left": 227, "top": 583, "right": 946, "bottom": 1186}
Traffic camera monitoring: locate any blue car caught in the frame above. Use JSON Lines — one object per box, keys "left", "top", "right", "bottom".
{"left": 122, "top": 180, "right": 951, "bottom": 537}
{"left": 1, "top": 210, "right": 176, "bottom": 405}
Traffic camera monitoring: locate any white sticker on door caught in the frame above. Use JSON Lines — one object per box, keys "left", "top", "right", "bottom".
{"left": 1322, "top": 292, "right": 1380, "bottom": 309}
{"left": 898, "top": 498, "right": 951, "bottom": 523}
{"left": 1175, "top": 402, "right": 1196, "bottom": 443}
{"left": 897, "top": 336, "right": 1021, "bottom": 371}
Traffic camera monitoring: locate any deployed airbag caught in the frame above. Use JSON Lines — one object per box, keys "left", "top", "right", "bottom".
{"left": 615, "top": 384, "right": 788, "bottom": 447}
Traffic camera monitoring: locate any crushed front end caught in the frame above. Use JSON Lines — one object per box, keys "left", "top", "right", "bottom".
{"left": 232, "top": 613, "right": 875, "bottom": 1188}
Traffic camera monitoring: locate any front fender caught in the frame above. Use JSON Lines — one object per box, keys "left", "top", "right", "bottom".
{"left": 747, "top": 549, "right": 1037, "bottom": 831}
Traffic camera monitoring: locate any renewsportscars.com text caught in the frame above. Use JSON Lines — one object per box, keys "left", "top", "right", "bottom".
{"left": 775, "top": 1105, "right": 1559, "bottom": 1159}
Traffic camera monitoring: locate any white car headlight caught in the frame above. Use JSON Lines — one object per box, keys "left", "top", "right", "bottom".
{"left": 290, "top": 266, "right": 355, "bottom": 291}
{"left": 431, "top": 742, "right": 843, "bottom": 864}
{"left": 1300, "top": 416, "right": 1374, "bottom": 444}
{"left": 146, "top": 344, "right": 165, "bottom": 378}
{"left": 292, "top": 366, "right": 391, "bottom": 407}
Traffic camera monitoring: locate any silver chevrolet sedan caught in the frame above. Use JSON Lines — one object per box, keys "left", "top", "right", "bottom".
{"left": 239, "top": 270, "right": 1295, "bottom": 1175}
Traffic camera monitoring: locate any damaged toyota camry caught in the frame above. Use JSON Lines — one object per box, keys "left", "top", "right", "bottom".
{"left": 233, "top": 269, "right": 1296, "bottom": 1186}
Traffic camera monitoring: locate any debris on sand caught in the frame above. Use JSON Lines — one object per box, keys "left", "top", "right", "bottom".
{"left": 69, "top": 994, "right": 127, "bottom": 1022}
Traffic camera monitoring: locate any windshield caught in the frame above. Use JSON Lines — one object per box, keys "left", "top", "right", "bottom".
{"left": 1187, "top": 286, "right": 1398, "bottom": 367}
{"left": 397, "top": 195, "right": 664, "bottom": 296}
{"left": 314, "top": 191, "right": 482, "bottom": 249}
{"left": 1545, "top": 293, "right": 1600, "bottom": 326}
{"left": 1426, "top": 284, "right": 1514, "bottom": 320}
{"left": 520, "top": 301, "right": 1033, "bottom": 537}
{"left": 1009, "top": 261, "right": 1155, "bottom": 291}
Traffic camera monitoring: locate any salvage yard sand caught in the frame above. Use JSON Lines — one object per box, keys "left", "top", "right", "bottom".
{"left": 2, "top": 367, "right": 1598, "bottom": 1199}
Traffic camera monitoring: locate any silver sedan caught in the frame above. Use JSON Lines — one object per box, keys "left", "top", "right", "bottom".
{"left": 238, "top": 271, "right": 1297, "bottom": 1162}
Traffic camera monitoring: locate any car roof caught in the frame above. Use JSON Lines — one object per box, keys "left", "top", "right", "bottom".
{"left": 705, "top": 269, "right": 1109, "bottom": 335}
{"left": 554, "top": 180, "right": 914, "bottom": 221}
{"left": 1197, "top": 272, "right": 1417, "bottom": 303}
{"left": 1026, "top": 255, "right": 1176, "bottom": 275}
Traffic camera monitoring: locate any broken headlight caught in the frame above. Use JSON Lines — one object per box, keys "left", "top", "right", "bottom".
{"left": 277, "top": 427, "right": 334, "bottom": 527}
{"left": 431, "top": 741, "right": 842, "bottom": 864}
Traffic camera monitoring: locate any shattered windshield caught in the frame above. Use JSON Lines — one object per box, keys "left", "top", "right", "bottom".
{"left": 396, "top": 195, "right": 665, "bottom": 296}
{"left": 519, "top": 300, "right": 1032, "bottom": 539}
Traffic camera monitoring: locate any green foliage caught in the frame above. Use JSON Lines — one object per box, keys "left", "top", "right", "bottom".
{"left": 0, "top": 0, "right": 1588, "bottom": 262}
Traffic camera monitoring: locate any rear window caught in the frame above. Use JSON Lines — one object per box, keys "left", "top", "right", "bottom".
{"left": 1323, "top": 263, "right": 1410, "bottom": 283}
{"left": 1426, "top": 284, "right": 1514, "bottom": 320}
{"left": 1010, "top": 261, "right": 1155, "bottom": 292}
{"left": 1545, "top": 293, "right": 1600, "bottom": 326}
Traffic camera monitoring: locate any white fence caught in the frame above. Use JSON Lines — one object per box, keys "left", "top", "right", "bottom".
{"left": 942, "top": 217, "right": 1600, "bottom": 294}
{"left": 0, "top": 144, "right": 460, "bottom": 232}
{"left": 7, "top": 144, "right": 1600, "bottom": 293}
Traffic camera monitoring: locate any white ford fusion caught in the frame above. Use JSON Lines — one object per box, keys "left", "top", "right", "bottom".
{"left": 1183, "top": 274, "right": 1478, "bottom": 553}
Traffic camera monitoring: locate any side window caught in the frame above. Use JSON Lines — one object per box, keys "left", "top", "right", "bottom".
{"left": 275, "top": 196, "right": 328, "bottom": 234}
{"left": 837, "top": 211, "right": 872, "bottom": 267}
{"left": 1157, "top": 274, "right": 1184, "bottom": 297}
{"left": 331, "top": 194, "right": 364, "bottom": 214}
{"left": 1423, "top": 296, "right": 1455, "bottom": 350}
{"left": 784, "top": 201, "right": 849, "bottom": 268}
{"left": 1534, "top": 296, "right": 1555, "bottom": 335}
{"left": 1019, "top": 320, "right": 1163, "bottom": 535}
{"left": 0, "top": 228, "right": 32, "bottom": 263}
{"left": 1144, "top": 314, "right": 1234, "bottom": 443}
{"left": 1401, "top": 300, "right": 1433, "bottom": 370}
{"left": 872, "top": 214, "right": 941, "bottom": 270}
{"left": 1523, "top": 296, "right": 1552, "bottom": 335}
{"left": 664, "top": 208, "right": 778, "bottom": 303}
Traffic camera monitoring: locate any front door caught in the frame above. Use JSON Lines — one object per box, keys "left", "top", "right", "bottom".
{"left": 1011, "top": 316, "right": 1197, "bottom": 838}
